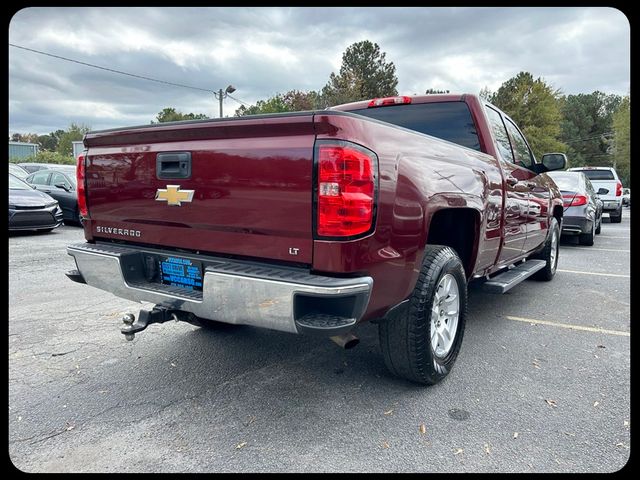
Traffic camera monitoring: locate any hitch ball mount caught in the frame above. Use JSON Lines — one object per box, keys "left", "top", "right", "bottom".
{"left": 120, "top": 306, "right": 195, "bottom": 341}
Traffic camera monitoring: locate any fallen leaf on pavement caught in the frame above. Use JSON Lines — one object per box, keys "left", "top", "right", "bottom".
{"left": 236, "top": 442, "right": 247, "bottom": 450}
{"left": 597, "top": 345, "right": 605, "bottom": 349}
{"left": 513, "top": 432, "right": 518, "bottom": 439}
{"left": 66, "top": 425, "right": 75, "bottom": 431}
{"left": 454, "top": 448, "right": 464, "bottom": 455}
{"left": 170, "top": 362, "right": 176, "bottom": 367}
{"left": 563, "top": 432, "right": 575, "bottom": 437}
{"left": 545, "top": 399, "right": 557, "bottom": 408}
{"left": 384, "top": 409, "right": 394, "bottom": 415}
{"left": 484, "top": 443, "right": 491, "bottom": 455}
{"left": 419, "top": 424, "right": 426, "bottom": 435}
{"left": 593, "top": 401, "right": 600, "bottom": 407}
{"left": 382, "top": 441, "right": 390, "bottom": 449}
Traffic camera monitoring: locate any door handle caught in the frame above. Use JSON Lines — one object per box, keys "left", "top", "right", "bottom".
{"left": 506, "top": 175, "right": 518, "bottom": 187}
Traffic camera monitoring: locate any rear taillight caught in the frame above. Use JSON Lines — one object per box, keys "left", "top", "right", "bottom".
{"left": 616, "top": 181, "right": 623, "bottom": 196}
{"left": 562, "top": 194, "right": 588, "bottom": 207}
{"left": 76, "top": 153, "right": 89, "bottom": 218}
{"left": 316, "top": 142, "right": 376, "bottom": 237}
{"left": 368, "top": 96, "right": 412, "bottom": 107}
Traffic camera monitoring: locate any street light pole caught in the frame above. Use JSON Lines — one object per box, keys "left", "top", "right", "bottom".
{"left": 213, "top": 85, "right": 236, "bottom": 118}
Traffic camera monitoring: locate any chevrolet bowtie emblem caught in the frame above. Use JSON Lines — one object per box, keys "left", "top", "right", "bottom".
{"left": 155, "top": 185, "right": 195, "bottom": 206}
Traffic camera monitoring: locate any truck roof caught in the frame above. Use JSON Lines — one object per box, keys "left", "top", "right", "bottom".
{"left": 329, "top": 94, "right": 471, "bottom": 111}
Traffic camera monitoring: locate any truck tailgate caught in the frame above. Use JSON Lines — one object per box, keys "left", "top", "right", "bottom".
{"left": 83, "top": 114, "right": 316, "bottom": 264}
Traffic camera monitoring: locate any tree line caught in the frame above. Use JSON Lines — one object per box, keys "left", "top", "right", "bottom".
{"left": 10, "top": 123, "right": 91, "bottom": 165}
{"left": 10, "top": 40, "right": 630, "bottom": 186}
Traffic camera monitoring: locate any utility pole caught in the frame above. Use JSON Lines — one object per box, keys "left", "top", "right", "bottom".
{"left": 213, "top": 85, "right": 236, "bottom": 118}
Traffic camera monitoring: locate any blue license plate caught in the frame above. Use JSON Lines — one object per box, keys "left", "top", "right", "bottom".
{"left": 158, "top": 255, "right": 203, "bottom": 291}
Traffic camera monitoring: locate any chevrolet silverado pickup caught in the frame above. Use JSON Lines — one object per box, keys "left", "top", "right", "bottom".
{"left": 66, "top": 93, "right": 566, "bottom": 385}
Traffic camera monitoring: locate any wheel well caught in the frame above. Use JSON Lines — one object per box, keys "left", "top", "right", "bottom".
{"left": 426, "top": 208, "right": 479, "bottom": 278}
{"left": 553, "top": 205, "right": 563, "bottom": 226}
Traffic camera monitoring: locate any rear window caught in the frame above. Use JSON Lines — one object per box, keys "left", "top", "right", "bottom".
{"left": 577, "top": 169, "right": 615, "bottom": 181}
{"left": 349, "top": 102, "right": 481, "bottom": 151}
{"left": 549, "top": 172, "right": 581, "bottom": 191}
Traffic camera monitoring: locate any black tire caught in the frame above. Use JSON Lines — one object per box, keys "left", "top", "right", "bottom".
{"left": 378, "top": 245, "right": 467, "bottom": 386}
{"left": 530, "top": 217, "right": 560, "bottom": 281}
{"left": 579, "top": 220, "right": 595, "bottom": 246}
{"left": 610, "top": 208, "right": 622, "bottom": 223}
{"left": 595, "top": 216, "right": 602, "bottom": 235}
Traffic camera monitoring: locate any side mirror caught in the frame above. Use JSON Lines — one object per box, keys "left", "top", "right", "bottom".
{"left": 597, "top": 188, "right": 609, "bottom": 195}
{"left": 541, "top": 153, "right": 567, "bottom": 172}
{"left": 54, "top": 182, "right": 71, "bottom": 192}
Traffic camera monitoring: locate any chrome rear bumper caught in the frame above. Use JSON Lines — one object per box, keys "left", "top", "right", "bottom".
{"left": 67, "top": 242, "right": 373, "bottom": 335}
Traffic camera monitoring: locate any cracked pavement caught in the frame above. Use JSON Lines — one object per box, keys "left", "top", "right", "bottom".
{"left": 9, "top": 211, "right": 630, "bottom": 472}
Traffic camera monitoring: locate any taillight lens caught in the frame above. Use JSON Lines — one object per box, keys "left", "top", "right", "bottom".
{"left": 76, "top": 153, "right": 89, "bottom": 218}
{"left": 317, "top": 143, "right": 376, "bottom": 237}
{"left": 562, "top": 194, "right": 588, "bottom": 207}
{"left": 616, "top": 182, "right": 623, "bottom": 196}
{"left": 368, "top": 96, "right": 412, "bottom": 107}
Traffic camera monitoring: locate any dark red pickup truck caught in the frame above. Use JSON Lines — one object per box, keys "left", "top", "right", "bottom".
{"left": 66, "top": 93, "right": 566, "bottom": 385}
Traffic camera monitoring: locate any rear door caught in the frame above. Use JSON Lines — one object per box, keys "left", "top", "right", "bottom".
{"left": 484, "top": 106, "right": 529, "bottom": 264}
{"left": 49, "top": 171, "right": 77, "bottom": 220}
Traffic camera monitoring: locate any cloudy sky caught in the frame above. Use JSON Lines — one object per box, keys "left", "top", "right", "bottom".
{"left": 9, "top": 7, "right": 629, "bottom": 135}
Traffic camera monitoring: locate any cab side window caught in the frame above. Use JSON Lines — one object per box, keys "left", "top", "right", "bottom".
{"left": 485, "top": 106, "right": 514, "bottom": 164}
{"left": 504, "top": 119, "right": 534, "bottom": 169}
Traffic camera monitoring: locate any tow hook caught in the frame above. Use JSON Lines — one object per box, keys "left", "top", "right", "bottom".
{"left": 121, "top": 306, "right": 192, "bottom": 341}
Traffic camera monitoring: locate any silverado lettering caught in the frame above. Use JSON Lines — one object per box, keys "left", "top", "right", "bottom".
{"left": 66, "top": 94, "right": 566, "bottom": 385}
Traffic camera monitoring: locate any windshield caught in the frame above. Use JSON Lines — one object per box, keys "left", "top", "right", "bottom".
{"left": 549, "top": 172, "right": 581, "bottom": 191}
{"left": 9, "top": 173, "right": 32, "bottom": 190}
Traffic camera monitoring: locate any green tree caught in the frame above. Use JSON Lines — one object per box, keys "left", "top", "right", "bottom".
{"left": 234, "top": 90, "right": 322, "bottom": 116}
{"left": 321, "top": 40, "right": 398, "bottom": 106}
{"left": 20, "top": 150, "right": 75, "bottom": 165}
{"left": 10, "top": 132, "right": 40, "bottom": 144}
{"left": 611, "top": 96, "right": 630, "bottom": 186}
{"left": 57, "top": 123, "right": 91, "bottom": 156}
{"left": 152, "top": 107, "right": 208, "bottom": 123}
{"left": 489, "top": 72, "right": 566, "bottom": 159}
{"left": 560, "top": 91, "right": 622, "bottom": 169}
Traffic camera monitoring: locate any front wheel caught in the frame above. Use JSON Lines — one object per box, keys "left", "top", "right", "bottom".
{"left": 378, "top": 245, "right": 467, "bottom": 385}
{"left": 530, "top": 217, "right": 560, "bottom": 281}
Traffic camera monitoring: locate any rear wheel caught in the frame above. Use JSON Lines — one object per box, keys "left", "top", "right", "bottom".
{"left": 378, "top": 245, "right": 467, "bottom": 385}
{"left": 610, "top": 208, "right": 622, "bottom": 223}
{"left": 530, "top": 217, "right": 560, "bottom": 281}
{"left": 579, "top": 220, "right": 595, "bottom": 246}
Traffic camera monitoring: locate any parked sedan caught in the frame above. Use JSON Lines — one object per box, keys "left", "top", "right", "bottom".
{"left": 547, "top": 171, "right": 604, "bottom": 246}
{"left": 9, "top": 173, "right": 63, "bottom": 232}
{"left": 25, "top": 167, "right": 80, "bottom": 224}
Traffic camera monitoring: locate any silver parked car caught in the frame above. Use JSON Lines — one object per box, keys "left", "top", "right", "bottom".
{"left": 547, "top": 171, "right": 605, "bottom": 246}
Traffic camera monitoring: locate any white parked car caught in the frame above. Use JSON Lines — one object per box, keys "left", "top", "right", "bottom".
{"left": 567, "top": 166, "right": 623, "bottom": 223}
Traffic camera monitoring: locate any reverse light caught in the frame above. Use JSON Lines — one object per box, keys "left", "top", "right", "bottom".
{"left": 616, "top": 181, "right": 623, "bottom": 196}
{"left": 368, "top": 96, "right": 412, "bottom": 108}
{"left": 562, "top": 194, "right": 588, "bottom": 207}
{"left": 317, "top": 142, "right": 376, "bottom": 237}
{"left": 76, "top": 153, "right": 89, "bottom": 218}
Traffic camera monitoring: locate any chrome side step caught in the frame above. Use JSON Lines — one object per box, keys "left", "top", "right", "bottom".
{"left": 483, "top": 260, "right": 547, "bottom": 294}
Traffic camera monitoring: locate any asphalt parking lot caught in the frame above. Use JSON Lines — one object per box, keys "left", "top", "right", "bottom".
{"left": 9, "top": 209, "right": 630, "bottom": 473}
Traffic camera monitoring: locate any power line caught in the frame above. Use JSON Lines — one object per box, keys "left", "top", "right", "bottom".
{"left": 227, "top": 94, "right": 250, "bottom": 106}
{"left": 9, "top": 43, "right": 214, "bottom": 93}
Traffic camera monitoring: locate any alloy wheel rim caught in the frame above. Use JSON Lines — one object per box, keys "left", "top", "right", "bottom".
{"left": 430, "top": 273, "right": 460, "bottom": 359}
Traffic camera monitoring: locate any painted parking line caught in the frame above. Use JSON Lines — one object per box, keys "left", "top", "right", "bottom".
{"left": 556, "top": 269, "right": 630, "bottom": 278}
{"left": 561, "top": 246, "right": 630, "bottom": 253}
{"left": 505, "top": 315, "right": 630, "bottom": 337}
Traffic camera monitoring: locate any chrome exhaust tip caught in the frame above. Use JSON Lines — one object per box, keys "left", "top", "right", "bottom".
{"left": 330, "top": 332, "right": 359, "bottom": 349}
